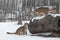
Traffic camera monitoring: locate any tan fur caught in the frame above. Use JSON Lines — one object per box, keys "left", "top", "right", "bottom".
{"left": 34, "top": 7, "right": 56, "bottom": 16}
{"left": 7, "top": 23, "right": 28, "bottom": 35}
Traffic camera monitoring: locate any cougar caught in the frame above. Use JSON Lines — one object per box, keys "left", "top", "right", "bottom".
{"left": 34, "top": 7, "right": 56, "bottom": 16}
{"left": 7, "top": 23, "right": 28, "bottom": 35}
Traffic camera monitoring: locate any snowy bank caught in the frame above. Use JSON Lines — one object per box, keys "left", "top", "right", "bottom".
{"left": 0, "top": 21, "right": 60, "bottom": 40}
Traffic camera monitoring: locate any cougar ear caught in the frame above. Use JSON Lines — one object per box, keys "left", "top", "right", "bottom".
{"left": 30, "top": 20, "right": 32, "bottom": 23}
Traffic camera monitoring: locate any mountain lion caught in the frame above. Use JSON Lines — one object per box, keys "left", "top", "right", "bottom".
{"left": 34, "top": 7, "right": 56, "bottom": 16}
{"left": 7, "top": 23, "right": 28, "bottom": 35}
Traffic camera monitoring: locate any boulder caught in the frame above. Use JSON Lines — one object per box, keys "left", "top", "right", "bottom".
{"left": 28, "top": 14, "right": 60, "bottom": 37}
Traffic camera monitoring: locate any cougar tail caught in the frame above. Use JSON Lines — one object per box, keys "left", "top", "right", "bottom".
{"left": 7, "top": 32, "right": 16, "bottom": 34}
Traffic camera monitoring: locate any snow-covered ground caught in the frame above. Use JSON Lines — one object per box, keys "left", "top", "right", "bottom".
{"left": 0, "top": 21, "right": 60, "bottom": 40}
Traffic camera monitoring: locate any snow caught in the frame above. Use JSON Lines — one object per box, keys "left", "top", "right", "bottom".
{"left": 32, "top": 15, "right": 45, "bottom": 22}
{"left": 0, "top": 21, "right": 60, "bottom": 40}
{"left": 32, "top": 14, "right": 60, "bottom": 22}
{"left": 47, "top": 14, "right": 60, "bottom": 17}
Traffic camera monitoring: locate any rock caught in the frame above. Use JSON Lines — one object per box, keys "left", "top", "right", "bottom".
{"left": 28, "top": 15, "right": 60, "bottom": 37}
